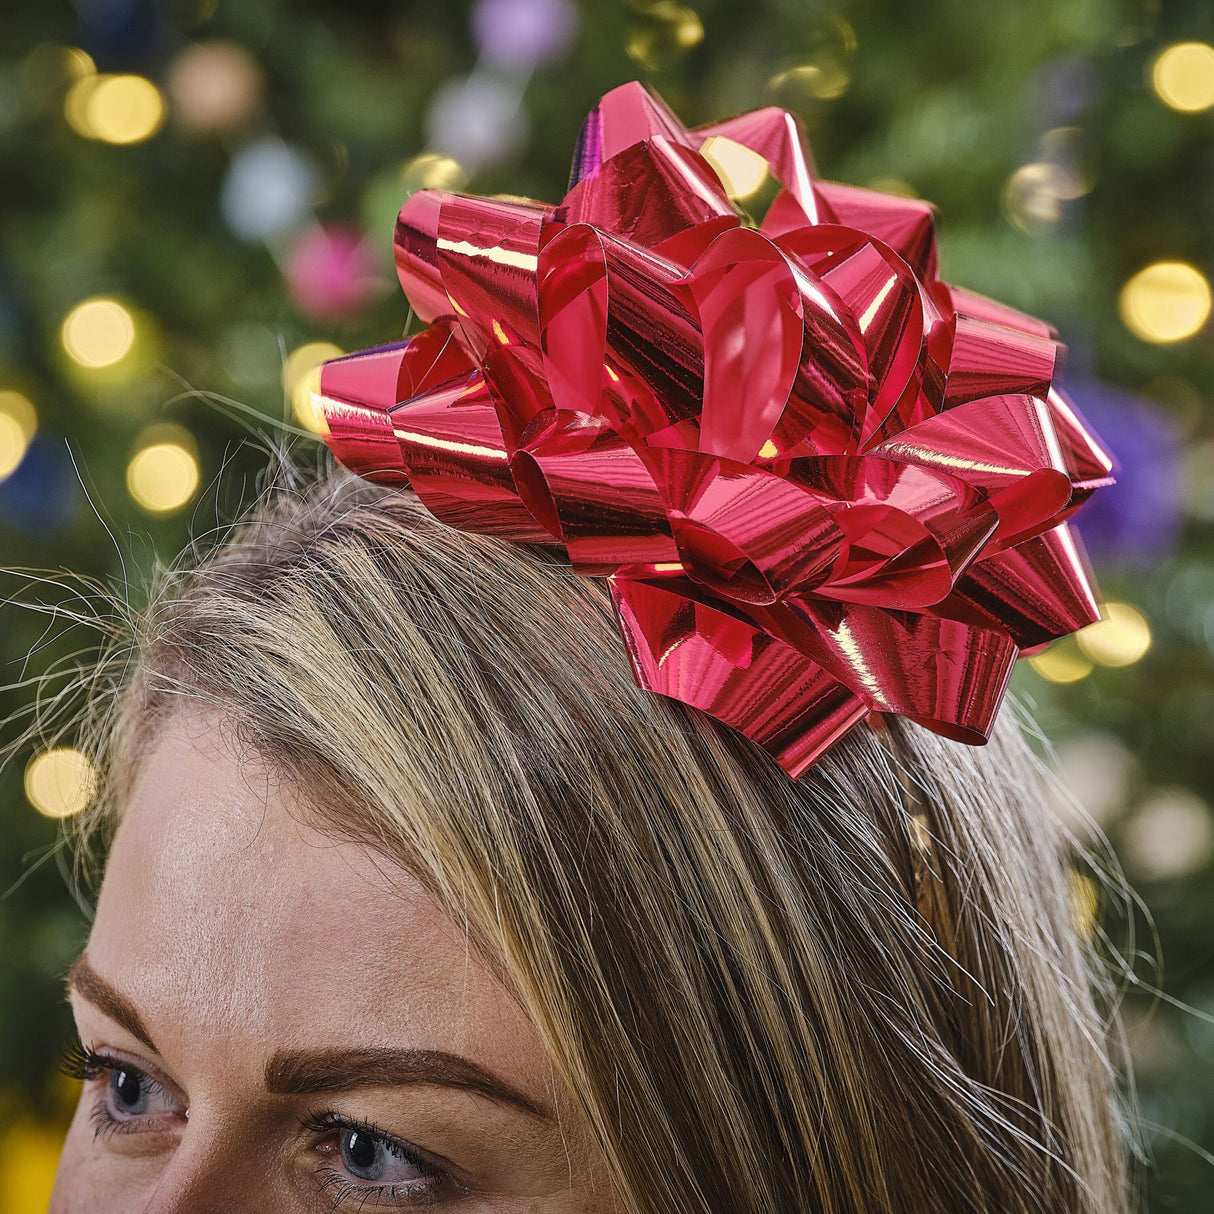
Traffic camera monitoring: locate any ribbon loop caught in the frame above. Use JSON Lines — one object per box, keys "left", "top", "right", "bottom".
{"left": 511, "top": 409, "right": 680, "bottom": 573}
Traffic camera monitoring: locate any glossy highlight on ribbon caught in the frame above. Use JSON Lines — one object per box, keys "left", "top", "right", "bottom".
{"left": 315, "top": 81, "right": 1115, "bottom": 778}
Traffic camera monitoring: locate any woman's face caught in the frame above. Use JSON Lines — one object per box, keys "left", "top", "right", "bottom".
{"left": 52, "top": 710, "right": 620, "bottom": 1212}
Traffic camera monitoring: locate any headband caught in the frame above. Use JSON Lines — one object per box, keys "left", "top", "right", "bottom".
{"left": 314, "top": 81, "right": 1114, "bottom": 779}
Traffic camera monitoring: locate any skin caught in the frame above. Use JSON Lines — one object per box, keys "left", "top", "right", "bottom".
{"left": 51, "top": 709, "right": 621, "bottom": 1212}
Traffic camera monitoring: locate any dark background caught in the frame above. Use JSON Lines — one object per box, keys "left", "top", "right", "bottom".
{"left": 1, "top": 0, "right": 1212, "bottom": 1208}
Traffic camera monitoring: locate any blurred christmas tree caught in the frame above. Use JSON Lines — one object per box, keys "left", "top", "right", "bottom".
{"left": 1, "top": 0, "right": 1212, "bottom": 1208}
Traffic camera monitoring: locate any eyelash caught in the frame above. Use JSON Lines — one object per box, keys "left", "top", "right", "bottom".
{"left": 60, "top": 1035, "right": 112, "bottom": 1084}
{"left": 302, "top": 1110, "right": 452, "bottom": 1208}
{"left": 60, "top": 1037, "right": 181, "bottom": 1142}
{"left": 59, "top": 1038, "right": 455, "bottom": 1208}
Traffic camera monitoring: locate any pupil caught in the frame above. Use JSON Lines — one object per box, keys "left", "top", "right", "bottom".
{"left": 342, "top": 1130, "right": 381, "bottom": 1179}
{"left": 113, "top": 1068, "right": 143, "bottom": 1109}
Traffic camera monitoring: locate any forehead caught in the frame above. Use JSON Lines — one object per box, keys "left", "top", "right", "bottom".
{"left": 87, "top": 709, "right": 532, "bottom": 1075}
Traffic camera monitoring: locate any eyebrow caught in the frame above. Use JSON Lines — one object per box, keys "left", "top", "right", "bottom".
{"left": 264, "top": 1046, "right": 551, "bottom": 1120}
{"left": 67, "top": 954, "right": 157, "bottom": 1053}
{"left": 65, "top": 955, "right": 546, "bottom": 1121}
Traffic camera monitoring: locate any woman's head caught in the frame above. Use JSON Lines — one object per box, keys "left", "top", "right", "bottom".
{"left": 52, "top": 468, "right": 1128, "bottom": 1213}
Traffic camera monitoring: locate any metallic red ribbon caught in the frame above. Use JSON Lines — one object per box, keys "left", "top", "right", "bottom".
{"left": 316, "top": 82, "right": 1115, "bottom": 778}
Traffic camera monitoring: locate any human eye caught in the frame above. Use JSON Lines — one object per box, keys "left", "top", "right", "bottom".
{"left": 60, "top": 1036, "right": 187, "bottom": 1140}
{"left": 302, "top": 1108, "right": 464, "bottom": 1208}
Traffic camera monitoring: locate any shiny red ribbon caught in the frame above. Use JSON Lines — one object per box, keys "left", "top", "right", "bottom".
{"left": 316, "top": 81, "right": 1115, "bottom": 778}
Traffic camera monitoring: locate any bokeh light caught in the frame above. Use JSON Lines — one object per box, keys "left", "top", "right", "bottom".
{"left": 221, "top": 139, "right": 319, "bottom": 242}
{"left": 65, "top": 46, "right": 94, "bottom": 75}
{"left": 65, "top": 73, "right": 165, "bottom": 144}
{"left": 1003, "top": 129, "right": 1093, "bottom": 234}
{"left": 165, "top": 39, "right": 264, "bottom": 134}
{"left": 30, "top": 43, "right": 95, "bottom": 85}
{"left": 284, "top": 342, "right": 343, "bottom": 434}
{"left": 1119, "top": 261, "right": 1212, "bottom": 344}
{"left": 1037, "top": 126, "right": 1094, "bottom": 198}
{"left": 0, "top": 389, "right": 37, "bottom": 482}
{"left": 472, "top": 0, "right": 578, "bottom": 70}
{"left": 63, "top": 77, "right": 97, "bottom": 135}
{"left": 126, "top": 425, "right": 201, "bottom": 514}
{"left": 1151, "top": 42, "right": 1214, "bottom": 113}
{"left": 363, "top": 154, "right": 469, "bottom": 254}
{"left": 700, "top": 135, "right": 769, "bottom": 199}
{"left": 1061, "top": 377, "right": 1181, "bottom": 567}
{"left": 767, "top": 59, "right": 851, "bottom": 102}
{"left": 1068, "top": 869, "right": 1099, "bottom": 937}
{"left": 20, "top": 43, "right": 95, "bottom": 112}
{"left": 425, "top": 75, "right": 530, "bottom": 172}
{"left": 1053, "top": 730, "right": 1135, "bottom": 826}
{"left": 1028, "top": 639, "right": 1093, "bottom": 684}
{"left": 1003, "top": 163, "right": 1065, "bottom": 233}
{"left": 60, "top": 297, "right": 136, "bottom": 368}
{"left": 285, "top": 224, "right": 383, "bottom": 322}
{"left": 24, "top": 747, "right": 97, "bottom": 819}
{"left": 625, "top": 3, "right": 704, "bottom": 71}
{"left": 1122, "top": 787, "right": 1214, "bottom": 881}
{"left": 766, "top": 14, "right": 856, "bottom": 103}
{"left": 1077, "top": 601, "right": 1152, "bottom": 667}
{"left": 401, "top": 152, "right": 467, "bottom": 193}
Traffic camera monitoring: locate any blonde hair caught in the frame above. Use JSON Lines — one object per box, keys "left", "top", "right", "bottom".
{"left": 66, "top": 466, "right": 1130, "bottom": 1213}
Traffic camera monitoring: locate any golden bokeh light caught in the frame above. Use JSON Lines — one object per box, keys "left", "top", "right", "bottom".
{"left": 625, "top": 3, "right": 704, "bottom": 71}
{"left": 1037, "top": 127, "right": 1094, "bottom": 199}
{"left": 767, "top": 60, "right": 851, "bottom": 102}
{"left": 61, "top": 297, "right": 136, "bottom": 368}
{"left": 1119, "top": 261, "right": 1212, "bottom": 344}
{"left": 284, "top": 342, "right": 343, "bottom": 434}
{"left": 19, "top": 43, "right": 95, "bottom": 107}
{"left": 1068, "top": 869, "right": 1099, "bottom": 938}
{"left": 65, "top": 72, "right": 165, "bottom": 144}
{"left": 24, "top": 747, "right": 97, "bottom": 819}
{"left": 767, "top": 14, "right": 856, "bottom": 103}
{"left": 1077, "top": 602, "right": 1152, "bottom": 667}
{"left": 1003, "top": 163, "right": 1065, "bottom": 234}
{"left": 0, "top": 415, "right": 31, "bottom": 481}
{"left": 1152, "top": 41, "right": 1214, "bottom": 113}
{"left": 64, "top": 75, "right": 98, "bottom": 135}
{"left": 700, "top": 136, "right": 769, "bottom": 199}
{"left": 126, "top": 425, "right": 201, "bottom": 514}
{"left": 64, "top": 46, "right": 96, "bottom": 80}
{"left": 401, "top": 152, "right": 467, "bottom": 193}
{"left": 1028, "top": 640, "right": 1093, "bottom": 684}
{"left": 0, "top": 390, "right": 37, "bottom": 481}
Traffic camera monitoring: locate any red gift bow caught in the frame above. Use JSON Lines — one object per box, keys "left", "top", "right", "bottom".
{"left": 316, "top": 81, "right": 1115, "bottom": 779}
